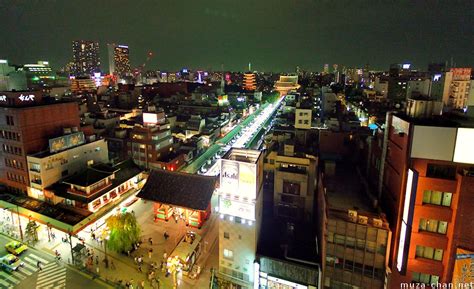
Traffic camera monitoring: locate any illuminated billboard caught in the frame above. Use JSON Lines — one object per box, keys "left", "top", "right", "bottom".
{"left": 220, "top": 159, "right": 257, "bottom": 199}
{"left": 454, "top": 128, "right": 474, "bottom": 164}
{"left": 218, "top": 196, "right": 255, "bottom": 220}
{"left": 452, "top": 248, "right": 474, "bottom": 286}
{"left": 396, "top": 169, "right": 418, "bottom": 273}
{"left": 49, "top": 132, "right": 85, "bottom": 153}
{"left": 143, "top": 113, "right": 158, "bottom": 125}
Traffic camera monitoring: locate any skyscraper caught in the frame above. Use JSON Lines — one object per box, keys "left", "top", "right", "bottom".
{"left": 72, "top": 40, "right": 100, "bottom": 76}
{"left": 107, "top": 43, "right": 131, "bottom": 77}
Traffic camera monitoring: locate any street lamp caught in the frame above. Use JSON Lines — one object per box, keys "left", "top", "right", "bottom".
{"left": 6, "top": 205, "right": 23, "bottom": 241}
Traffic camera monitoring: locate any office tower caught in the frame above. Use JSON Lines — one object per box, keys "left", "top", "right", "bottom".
{"left": 107, "top": 43, "right": 131, "bottom": 77}
{"left": 72, "top": 40, "right": 101, "bottom": 76}
{"left": 218, "top": 149, "right": 264, "bottom": 288}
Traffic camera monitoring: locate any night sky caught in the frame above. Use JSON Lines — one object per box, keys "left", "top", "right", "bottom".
{"left": 0, "top": 0, "right": 473, "bottom": 72}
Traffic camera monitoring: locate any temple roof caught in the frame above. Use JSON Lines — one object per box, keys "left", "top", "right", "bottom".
{"left": 137, "top": 169, "right": 217, "bottom": 211}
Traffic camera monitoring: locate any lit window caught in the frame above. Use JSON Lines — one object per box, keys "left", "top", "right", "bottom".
{"left": 419, "top": 218, "right": 448, "bottom": 234}
{"left": 223, "top": 249, "right": 233, "bottom": 260}
{"left": 422, "top": 190, "right": 452, "bottom": 207}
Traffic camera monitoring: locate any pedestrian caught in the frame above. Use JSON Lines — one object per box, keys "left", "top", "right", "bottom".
{"left": 148, "top": 237, "right": 153, "bottom": 246}
{"left": 95, "top": 255, "right": 99, "bottom": 265}
{"left": 110, "top": 260, "right": 116, "bottom": 270}
{"left": 134, "top": 256, "right": 138, "bottom": 264}
{"left": 148, "top": 248, "right": 153, "bottom": 259}
{"left": 140, "top": 280, "right": 145, "bottom": 289}
{"left": 130, "top": 279, "right": 134, "bottom": 289}
{"left": 91, "top": 232, "right": 96, "bottom": 240}
{"left": 37, "top": 261, "right": 42, "bottom": 271}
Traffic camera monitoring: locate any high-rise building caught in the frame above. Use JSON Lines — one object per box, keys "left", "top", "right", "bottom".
{"left": 377, "top": 109, "right": 474, "bottom": 287}
{"left": 72, "top": 40, "right": 101, "bottom": 76}
{"left": 218, "top": 149, "right": 264, "bottom": 288}
{"left": 107, "top": 43, "right": 131, "bottom": 77}
{"left": 243, "top": 72, "right": 256, "bottom": 91}
{"left": 0, "top": 92, "right": 80, "bottom": 194}
{"left": 448, "top": 68, "right": 471, "bottom": 109}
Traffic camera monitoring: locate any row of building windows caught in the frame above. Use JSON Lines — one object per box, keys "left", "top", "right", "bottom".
{"left": 326, "top": 255, "right": 384, "bottom": 280}
{"left": 415, "top": 245, "right": 443, "bottom": 261}
{"left": 419, "top": 218, "right": 448, "bottom": 234}
{"left": 1, "top": 130, "right": 21, "bottom": 141}
{"left": 2, "top": 144, "right": 23, "bottom": 156}
{"left": 422, "top": 190, "right": 452, "bottom": 207}
{"left": 4, "top": 158, "right": 24, "bottom": 171}
{"left": 412, "top": 272, "right": 439, "bottom": 284}
{"left": 328, "top": 232, "right": 386, "bottom": 255}
{"left": 6, "top": 172, "right": 27, "bottom": 184}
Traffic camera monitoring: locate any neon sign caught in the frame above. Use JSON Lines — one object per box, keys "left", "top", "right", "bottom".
{"left": 0, "top": 95, "right": 6, "bottom": 102}
{"left": 19, "top": 94, "right": 35, "bottom": 101}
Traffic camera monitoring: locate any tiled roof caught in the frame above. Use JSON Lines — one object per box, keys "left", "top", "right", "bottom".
{"left": 137, "top": 169, "right": 216, "bottom": 211}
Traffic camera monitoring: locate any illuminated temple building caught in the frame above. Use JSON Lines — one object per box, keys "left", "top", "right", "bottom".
{"left": 274, "top": 75, "right": 300, "bottom": 95}
{"left": 137, "top": 169, "right": 217, "bottom": 228}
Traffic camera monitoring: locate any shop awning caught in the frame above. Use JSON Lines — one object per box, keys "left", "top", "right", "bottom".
{"left": 137, "top": 169, "right": 217, "bottom": 211}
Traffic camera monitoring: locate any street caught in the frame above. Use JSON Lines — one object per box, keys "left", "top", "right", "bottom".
{"left": 0, "top": 234, "right": 109, "bottom": 289}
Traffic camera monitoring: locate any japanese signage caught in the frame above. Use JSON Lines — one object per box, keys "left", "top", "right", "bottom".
{"left": 220, "top": 159, "right": 239, "bottom": 194}
{"left": 49, "top": 132, "right": 85, "bottom": 153}
{"left": 453, "top": 248, "right": 474, "bottom": 286}
{"left": 19, "top": 94, "right": 35, "bottom": 101}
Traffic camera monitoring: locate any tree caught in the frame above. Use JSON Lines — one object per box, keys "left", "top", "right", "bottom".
{"left": 24, "top": 220, "right": 39, "bottom": 243}
{"left": 106, "top": 212, "right": 141, "bottom": 253}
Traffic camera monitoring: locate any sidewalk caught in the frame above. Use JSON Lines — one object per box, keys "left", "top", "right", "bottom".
{"left": 30, "top": 199, "right": 219, "bottom": 289}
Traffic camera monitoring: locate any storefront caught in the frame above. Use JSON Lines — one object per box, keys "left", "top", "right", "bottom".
{"left": 153, "top": 203, "right": 211, "bottom": 228}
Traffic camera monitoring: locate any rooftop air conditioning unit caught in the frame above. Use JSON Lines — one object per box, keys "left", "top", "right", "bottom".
{"left": 348, "top": 209, "right": 358, "bottom": 223}
{"left": 358, "top": 215, "right": 368, "bottom": 225}
{"left": 372, "top": 218, "right": 383, "bottom": 228}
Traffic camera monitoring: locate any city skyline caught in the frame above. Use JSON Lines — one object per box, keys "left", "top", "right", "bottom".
{"left": 0, "top": 0, "right": 473, "bottom": 72}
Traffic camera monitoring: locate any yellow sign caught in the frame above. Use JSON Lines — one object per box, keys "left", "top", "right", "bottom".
{"left": 452, "top": 248, "right": 474, "bottom": 286}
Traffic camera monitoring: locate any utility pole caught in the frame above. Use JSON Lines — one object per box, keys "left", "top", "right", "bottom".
{"left": 68, "top": 231, "right": 74, "bottom": 265}
{"left": 16, "top": 205, "right": 23, "bottom": 241}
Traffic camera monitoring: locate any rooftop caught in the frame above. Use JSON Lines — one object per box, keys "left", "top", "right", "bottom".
{"left": 137, "top": 169, "right": 217, "bottom": 211}
{"left": 394, "top": 111, "right": 474, "bottom": 128}
{"left": 223, "top": 148, "right": 262, "bottom": 164}
{"left": 323, "top": 161, "right": 375, "bottom": 213}
{"left": 47, "top": 159, "right": 142, "bottom": 203}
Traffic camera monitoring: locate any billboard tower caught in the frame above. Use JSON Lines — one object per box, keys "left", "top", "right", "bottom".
{"left": 218, "top": 148, "right": 264, "bottom": 288}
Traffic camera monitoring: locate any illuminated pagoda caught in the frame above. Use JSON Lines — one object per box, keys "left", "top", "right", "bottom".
{"left": 137, "top": 169, "right": 217, "bottom": 229}
{"left": 243, "top": 72, "right": 257, "bottom": 91}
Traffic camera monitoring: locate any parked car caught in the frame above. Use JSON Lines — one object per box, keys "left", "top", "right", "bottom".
{"left": 5, "top": 241, "right": 28, "bottom": 255}
{"left": 0, "top": 254, "right": 24, "bottom": 272}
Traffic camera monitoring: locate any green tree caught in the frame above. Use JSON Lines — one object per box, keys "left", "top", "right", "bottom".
{"left": 24, "top": 220, "right": 39, "bottom": 243}
{"left": 106, "top": 212, "right": 141, "bottom": 253}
